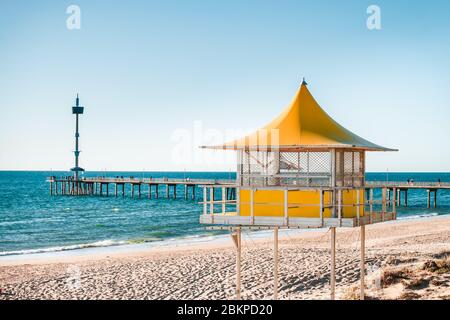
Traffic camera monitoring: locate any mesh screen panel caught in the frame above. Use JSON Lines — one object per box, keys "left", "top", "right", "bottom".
{"left": 239, "top": 151, "right": 334, "bottom": 187}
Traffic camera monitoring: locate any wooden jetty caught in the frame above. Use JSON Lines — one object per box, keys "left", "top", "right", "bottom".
{"left": 46, "top": 176, "right": 236, "bottom": 200}
{"left": 47, "top": 176, "right": 448, "bottom": 208}
{"left": 365, "top": 181, "right": 450, "bottom": 208}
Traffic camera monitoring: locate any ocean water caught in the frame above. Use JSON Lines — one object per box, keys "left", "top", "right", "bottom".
{"left": 0, "top": 171, "right": 449, "bottom": 257}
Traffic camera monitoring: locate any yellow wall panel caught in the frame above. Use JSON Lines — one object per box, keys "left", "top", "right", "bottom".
{"left": 239, "top": 188, "right": 363, "bottom": 218}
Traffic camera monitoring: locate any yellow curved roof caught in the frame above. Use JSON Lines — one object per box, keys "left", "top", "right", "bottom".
{"left": 203, "top": 82, "right": 396, "bottom": 151}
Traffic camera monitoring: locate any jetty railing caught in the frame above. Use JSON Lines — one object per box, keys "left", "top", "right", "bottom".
{"left": 365, "top": 181, "right": 450, "bottom": 187}
{"left": 47, "top": 176, "right": 236, "bottom": 185}
{"left": 47, "top": 176, "right": 450, "bottom": 188}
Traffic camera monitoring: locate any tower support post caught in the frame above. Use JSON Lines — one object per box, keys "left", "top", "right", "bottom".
{"left": 360, "top": 225, "right": 365, "bottom": 300}
{"left": 330, "top": 227, "right": 336, "bottom": 300}
{"left": 274, "top": 227, "right": 279, "bottom": 300}
{"left": 231, "top": 227, "right": 242, "bottom": 300}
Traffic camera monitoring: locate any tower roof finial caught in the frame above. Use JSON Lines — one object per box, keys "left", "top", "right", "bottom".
{"left": 302, "top": 77, "right": 308, "bottom": 86}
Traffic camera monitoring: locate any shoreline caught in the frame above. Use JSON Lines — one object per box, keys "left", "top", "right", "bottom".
{"left": 0, "top": 214, "right": 448, "bottom": 267}
{"left": 0, "top": 215, "right": 449, "bottom": 299}
{"left": 0, "top": 226, "right": 324, "bottom": 266}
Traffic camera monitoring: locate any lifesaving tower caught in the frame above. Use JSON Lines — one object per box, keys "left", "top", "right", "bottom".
{"left": 200, "top": 80, "right": 397, "bottom": 300}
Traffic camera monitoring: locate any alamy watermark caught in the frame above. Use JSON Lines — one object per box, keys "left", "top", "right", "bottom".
{"left": 66, "top": 265, "right": 81, "bottom": 289}
{"left": 170, "top": 120, "right": 280, "bottom": 167}
{"left": 366, "top": 263, "right": 383, "bottom": 291}
{"left": 367, "top": 5, "right": 381, "bottom": 30}
{"left": 66, "top": 5, "right": 81, "bottom": 30}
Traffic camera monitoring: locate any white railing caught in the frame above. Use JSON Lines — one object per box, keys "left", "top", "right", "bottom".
{"left": 365, "top": 181, "right": 450, "bottom": 187}
{"left": 200, "top": 186, "right": 380, "bottom": 217}
{"left": 200, "top": 185, "right": 396, "bottom": 227}
{"left": 47, "top": 176, "right": 236, "bottom": 185}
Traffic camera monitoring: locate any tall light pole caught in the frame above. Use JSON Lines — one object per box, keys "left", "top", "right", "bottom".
{"left": 71, "top": 94, "right": 85, "bottom": 182}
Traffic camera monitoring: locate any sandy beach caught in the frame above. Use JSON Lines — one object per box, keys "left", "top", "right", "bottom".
{"left": 0, "top": 216, "right": 449, "bottom": 300}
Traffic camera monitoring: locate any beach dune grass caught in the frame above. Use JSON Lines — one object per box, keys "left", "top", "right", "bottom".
{"left": 381, "top": 268, "right": 413, "bottom": 287}
{"left": 422, "top": 256, "right": 450, "bottom": 274}
{"left": 369, "top": 252, "right": 449, "bottom": 299}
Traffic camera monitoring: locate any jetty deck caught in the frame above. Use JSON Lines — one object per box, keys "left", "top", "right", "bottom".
{"left": 46, "top": 177, "right": 449, "bottom": 208}
{"left": 364, "top": 181, "right": 450, "bottom": 208}
{"left": 46, "top": 176, "right": 236, "bottom": 199}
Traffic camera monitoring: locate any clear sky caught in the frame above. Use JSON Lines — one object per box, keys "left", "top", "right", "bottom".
{"left": 1, "top": 0, "right": 449, "bottom": 172}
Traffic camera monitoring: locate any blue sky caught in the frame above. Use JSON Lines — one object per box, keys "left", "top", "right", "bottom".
{"left": 1, "top": 0, "right": 449, "bottom": 172}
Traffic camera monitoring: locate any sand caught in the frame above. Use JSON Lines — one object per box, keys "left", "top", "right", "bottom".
{"left": 0, "top": 216, "right": 449, "bottom": 300}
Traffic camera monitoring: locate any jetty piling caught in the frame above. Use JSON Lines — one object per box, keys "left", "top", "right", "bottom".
{"left": 427, "top": 189, "right": 438, "bottom": 208}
